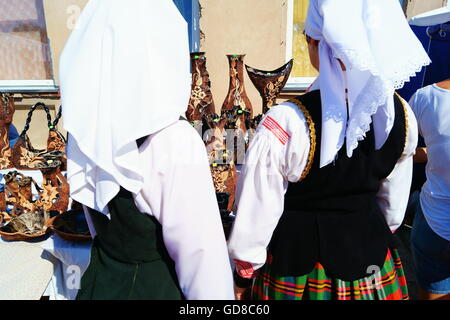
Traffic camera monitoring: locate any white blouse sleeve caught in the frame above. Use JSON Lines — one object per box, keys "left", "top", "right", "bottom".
{"left": 228, "top": 103, "right": 311, "bottom": 278}
{"left": 134, "top": 121, "right": 234, "bottom": 300}
{"left": 376, "top": 101, "right": 419, "bottom": 232}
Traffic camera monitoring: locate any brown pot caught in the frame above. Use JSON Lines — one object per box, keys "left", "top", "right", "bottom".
{"left": 221, "top": 54, "right": 253, "bottom": 132}
{"left": 245, "top": 59, "right": 293, "bottom": 114}
{"left": 48, "top": 211, "right": 92, "bottom": 242}
{"left": 186, "top": 52, "right": 216, "bottom": 127}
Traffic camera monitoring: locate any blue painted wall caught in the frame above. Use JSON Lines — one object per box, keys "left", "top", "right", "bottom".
{"left": 172, "top": 0, "right": 200, "bottom": 52}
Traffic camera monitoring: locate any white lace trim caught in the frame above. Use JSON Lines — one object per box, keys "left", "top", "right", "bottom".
{"left": 335, "top": 48, "right": 431, "bottom": 157}
{"left": 336, "top": 48, "right": 431, "bottom": 88}
{"left": 346, "top": 76, "right": 391, "bottom": 157}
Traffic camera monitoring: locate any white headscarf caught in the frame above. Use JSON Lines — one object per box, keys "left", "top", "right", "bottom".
{"left": 60, "top": 0, "right": 191, "bottom": 213}
{"left": 305, "top": 0, "right": 431, "bottom": 168}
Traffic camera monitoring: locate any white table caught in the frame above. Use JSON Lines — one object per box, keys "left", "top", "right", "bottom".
{"left": 0, "top": 236, "right": 57, "bottom": 300}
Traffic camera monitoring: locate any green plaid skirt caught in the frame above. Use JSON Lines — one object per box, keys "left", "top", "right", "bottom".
{"left": 251, "top": 249, "right": 409, "bottom": 300}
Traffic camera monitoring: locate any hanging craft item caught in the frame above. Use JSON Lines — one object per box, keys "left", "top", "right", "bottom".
{"left": 186, "top": 52, "right": 216, "bottom": 133}
{"left": 4, "top": 171, "right": 40, "bottom": 216}
{"left": 0, "top": 184, "right": 6, "bottom": 222}
{"left": 0, "top": 170, "right": 54, "bottom": 241}
{"left": 221, "top": 54, "right": 253, "bottom": 132}
{"left": 47, "top": 106, "right": 67, "bottom": 171}
{"left": 0, "top": 210, "right": 52, "bottom": 241}
{"left": 208, "top": 149, "right": 238, "bottom": 240}
{"left": 0, "top": 94, "right": 16, "bottom": 169}
{"left": 34, "top": 151, "right": 69, "bottom": 213}
{"left": 221, "top": 54, "right": 255, "bottom": 168}
{"left": 12, "top": 102, "right": 66, "bottom": 170}
{"left": 245, "top": 59, "right": 293, "bottom": 114}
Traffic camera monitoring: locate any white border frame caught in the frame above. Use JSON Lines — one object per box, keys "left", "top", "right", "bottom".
{"left": 0, "top": 0, "right": 57, "bottom": 94}
{"left": 285, "top": 0, "right": 317, "bottom": 91}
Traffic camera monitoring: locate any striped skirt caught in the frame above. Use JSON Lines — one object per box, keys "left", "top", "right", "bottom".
{"left": 251, "top": 249, "right": 409, "bottom": 300}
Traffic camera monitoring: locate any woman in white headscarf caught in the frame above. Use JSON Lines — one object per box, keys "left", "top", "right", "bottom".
{"left": 228, "top": 0, "right": 430, "bottom": 300}
{"left": 60, "top": 0, "right": 234, "bottom": 300}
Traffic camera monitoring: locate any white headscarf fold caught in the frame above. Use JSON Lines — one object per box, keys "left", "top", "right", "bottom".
{"left": 60, "top": 0, "right": 191, "bottom": 213}
{"left": 305, "top": 0, "right": 431, "bottom": 168}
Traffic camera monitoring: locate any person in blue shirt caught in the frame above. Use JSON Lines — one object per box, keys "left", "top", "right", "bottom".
{"left": 9, "top": 124, "right": 19, "bottom": 148}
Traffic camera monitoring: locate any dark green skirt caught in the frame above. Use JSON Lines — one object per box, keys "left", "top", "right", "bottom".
{"left": 76, "top": 243, "right": 183, "bottom": 300}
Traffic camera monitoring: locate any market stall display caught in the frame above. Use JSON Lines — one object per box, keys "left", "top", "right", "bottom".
{"left": 185, "top": 53, "right": 295, "bottom": 238}
{"left": 0, "top": 101, "right": 69, "bottom": 242}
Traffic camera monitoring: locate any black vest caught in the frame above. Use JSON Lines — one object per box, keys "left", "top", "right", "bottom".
{"left": 268, "top": 90, "right": 407, "bottom": 281}
{"left": 77, "top": 188, "right": 184, "bottom": 300}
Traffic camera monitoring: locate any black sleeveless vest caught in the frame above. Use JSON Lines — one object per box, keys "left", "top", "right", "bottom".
{"left": 268, "top": 90, "right": 408, "bottom": 281}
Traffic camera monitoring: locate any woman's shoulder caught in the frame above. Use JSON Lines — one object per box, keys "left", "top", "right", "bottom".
{"left": 138, "top": 119, "right": 208, "bottom": 168}
{"left": 144, "top": 119, "right": 205, "bottom": 152}
{"left": 256, "top": 98, "right": 312, "bottom": 147}
{"left": 268, "top": 91, "right": 320, "bottom": 125}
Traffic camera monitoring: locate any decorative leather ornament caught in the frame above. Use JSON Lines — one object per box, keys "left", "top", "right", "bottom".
{"left": 47, "top": 106, "right": 67, "bottom": 171}
{"left": 12, "top": 103, "right": 66, "bottom": 171}
{"left": 4, "top": 171, "right": 40, "bottom": 216}
{"left": 0, "top": 188, "right": 6, "bottom": 213}
{"left": 0, "top": 94, "right": 16, "bottom": 170}
{"left": 34, "top": 151, "right": 69, "bottom": 213}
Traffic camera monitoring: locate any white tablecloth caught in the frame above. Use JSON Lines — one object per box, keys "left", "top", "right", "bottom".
{"left": 0, "top": 235, "right": 92, "bottom": 300}
{"left": 0, "top": 236, "right": 57, "bottom": 300}
{"left": 41, "top": 235, "right": 92, "bottom": 300}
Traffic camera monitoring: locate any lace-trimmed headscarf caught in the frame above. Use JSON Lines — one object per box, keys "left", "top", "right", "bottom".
{"left": 60, "top": 0, "right": 190, "bottom": 213}
{"left": 305, "top": 0, "right": 431, "bottom": 168}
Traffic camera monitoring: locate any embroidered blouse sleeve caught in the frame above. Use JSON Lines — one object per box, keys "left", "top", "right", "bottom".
{"left": 376, "top": 100, "right": 418, "bottom": 232}
{"left": 228, "top": 103, "right": 311, "bottom": 282}
{"left": 134, "top": 121, "right": 234, "bottom": 300}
